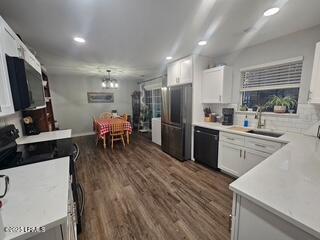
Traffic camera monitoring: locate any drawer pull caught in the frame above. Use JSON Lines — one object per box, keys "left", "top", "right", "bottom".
{"left": 254, "top": 143, "right": 267, "bottom": 148}
{"left": 226, "top": 137, "right": 235, "bottom": 141}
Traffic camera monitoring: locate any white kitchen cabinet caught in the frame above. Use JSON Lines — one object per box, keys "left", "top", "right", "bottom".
{"left": 0, "top": 17, "right": 19, "bottom": 117}
{"left": 0, "top": 16, "right": 43, "bottom": 117}
{"left": 202, "top": 66, "right": 232, "bottom": 103}
{"left": 167, "top": 56, "right": 193, "bottom": 86}
{"left": 231, "top": 194, "right": 318, "bottom": 240}
{"left": 167, "top": 60, "right": 180, "bottom": 86}
{"left": 219, "top": 132, "right": 283, "bottom": 177}
{"left": 240, "top": 148, "right": 270, "bottom": 176}
{"left": 218, "top": 141, "right": 243, "bottom": 177}
{"left": 309, "top": 41, "right": 320, "bottom": 104}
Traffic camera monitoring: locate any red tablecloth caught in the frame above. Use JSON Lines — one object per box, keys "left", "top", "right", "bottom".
{"left": 95, "top": 118, "right": 132, "bottom": 138}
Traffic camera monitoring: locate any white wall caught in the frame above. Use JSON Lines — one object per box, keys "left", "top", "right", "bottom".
{"left": 213, "top": 24, "right": 320, "bottom": 104}
{"left": 50, "top": 74, "right": 138, "bottom": 136}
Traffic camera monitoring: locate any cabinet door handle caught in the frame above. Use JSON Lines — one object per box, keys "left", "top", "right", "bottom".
{"left": 244, "top": 150, "right": 246, "bottom": 160}
{"left": 226, "top": 137, "right": 235, "bottom": 141}
{"left": 240, "top": 149, "right": 242, "bottom": 158}
{"left": 219, "top": 95, "right": 222, "bottom": 102}
{"left": 254, "top": 143, "right": 267, "bottom": 148}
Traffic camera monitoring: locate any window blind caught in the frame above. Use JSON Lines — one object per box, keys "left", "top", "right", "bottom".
{"left": 240, "top": 57, "right": 303, "bottom": 92}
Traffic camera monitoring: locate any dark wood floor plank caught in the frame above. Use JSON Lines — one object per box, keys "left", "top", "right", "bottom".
{"left": 75, "top": 134, "right": 233, "bottom": 240}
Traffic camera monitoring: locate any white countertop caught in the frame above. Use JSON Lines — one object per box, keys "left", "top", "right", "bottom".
{"left": 16, "top": 129, "right": 72, "bottom": 145}
{"left": 193, "top": 121, "right": 291, "bottom": 143}
{"left": 193, "top": 122, "right": 320, "bottom": 238}
{"left": 0, "top": 157, "right": 70, "bottom": 240}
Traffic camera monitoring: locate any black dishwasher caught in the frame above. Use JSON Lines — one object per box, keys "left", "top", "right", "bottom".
{"left": 194, "top": 126, "right": 219, "bottom": 169}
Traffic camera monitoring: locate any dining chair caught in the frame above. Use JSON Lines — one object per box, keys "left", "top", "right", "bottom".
{"left": 110, "top": 122, "right": 126, "bottom": 150}
{"left": 121, "top": 114, "right": 128, "bottom": 121}
{"left": 93, "top": 116, "right": 107, "bottom": 148}
{"left": 99, "top": 112, "right": 113, "bottom": 119}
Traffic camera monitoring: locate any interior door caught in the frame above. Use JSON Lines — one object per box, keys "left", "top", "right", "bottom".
{"left": 218, "top": 141, "right": 243, "bottom": 177}
{"left": 169, "top": 87, "right": 182, "bottom": 126}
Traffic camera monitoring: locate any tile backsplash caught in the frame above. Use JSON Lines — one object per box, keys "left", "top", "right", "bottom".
{"left": 206, "top": 103, "right": 320, "bottom": 134}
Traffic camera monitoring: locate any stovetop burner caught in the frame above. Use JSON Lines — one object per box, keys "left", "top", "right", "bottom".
{"left": 0, "top": 138, "right": 73, "bottom": 170}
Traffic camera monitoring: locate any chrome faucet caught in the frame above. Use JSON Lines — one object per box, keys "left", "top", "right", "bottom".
{"left": 255, "top": 106, "right": 266, "bottom": 129}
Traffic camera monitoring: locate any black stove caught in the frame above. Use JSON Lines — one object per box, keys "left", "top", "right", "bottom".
{"left": 0, "top": 126, "right": 73, "bottom": 170}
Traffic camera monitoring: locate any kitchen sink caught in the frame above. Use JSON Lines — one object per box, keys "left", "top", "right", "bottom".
{"left": 247, "top": 129, "right": 284, "bottom": 138}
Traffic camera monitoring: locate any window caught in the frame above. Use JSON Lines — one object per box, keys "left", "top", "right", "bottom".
{"left": 240, "top": 57, "right": 303, "bottom": 113}
{"left": 145, "top": 88, "right": 162, "bottom": 118}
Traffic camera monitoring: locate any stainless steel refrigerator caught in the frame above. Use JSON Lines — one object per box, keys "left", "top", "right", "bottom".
{"left": 161, "top": 84, "right": 192, "bottom": 161}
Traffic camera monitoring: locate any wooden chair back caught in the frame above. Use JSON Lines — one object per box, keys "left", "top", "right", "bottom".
{"left": 122, "top": 114, "right": 128, "bottom": 121}
{"left": 100, "top": 112, "right": 113, "bottom": 119}
{"left": 111, "top": 121, "right": 125, "bottom": 135}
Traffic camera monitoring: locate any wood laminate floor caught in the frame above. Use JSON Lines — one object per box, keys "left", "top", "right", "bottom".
{"left": 74, "top": 134, "right": 234, "bottom": 240}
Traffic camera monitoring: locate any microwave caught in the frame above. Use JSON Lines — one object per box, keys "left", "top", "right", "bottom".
{"left": 6, "top": 55, "right": 45, "bottom": 110}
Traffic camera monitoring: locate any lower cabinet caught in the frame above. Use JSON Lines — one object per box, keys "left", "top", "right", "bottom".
{"left": 218, "top": 142, "right": 243, "bottom": 177}
{"left": 218, "top": 132, "right": 282, "bottom": 177}
{"left": 231, "top": 194, "right": 318, "bottom": 240}
{"left": 240, "top": 148, "right": 270, "bottom": 175}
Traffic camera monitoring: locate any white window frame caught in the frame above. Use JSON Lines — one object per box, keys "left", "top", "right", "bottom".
{"left": 239, "top": 56, "right": 303, "bottom": 112}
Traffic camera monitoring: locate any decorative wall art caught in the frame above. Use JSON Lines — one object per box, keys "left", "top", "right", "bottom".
{"left": 87, "top": 92, "right": 114, "bottom": 103}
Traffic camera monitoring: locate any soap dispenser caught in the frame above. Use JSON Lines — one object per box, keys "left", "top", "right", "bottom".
{"left": 243, "top": 115, "right": 249, "bottom": 128}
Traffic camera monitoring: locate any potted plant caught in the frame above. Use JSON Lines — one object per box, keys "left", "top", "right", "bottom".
{"left": 203, "top": 107, "right": 212, "bottom": 122}
{"left": 265, "top": 96, "right": 297, "bottom": 113}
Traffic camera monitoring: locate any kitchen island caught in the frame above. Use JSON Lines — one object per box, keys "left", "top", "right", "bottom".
{"left": 0, "top": 157, "right": 73, "bottom": 240}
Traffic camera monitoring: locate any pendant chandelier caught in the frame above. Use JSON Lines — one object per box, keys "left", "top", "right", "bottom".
{"left": 102, "top": 70, "right": 119, "bottom": 89}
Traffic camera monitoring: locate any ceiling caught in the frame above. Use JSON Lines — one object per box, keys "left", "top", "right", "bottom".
{"left": 1, "top": 0, "right": 320, "bottom": 81}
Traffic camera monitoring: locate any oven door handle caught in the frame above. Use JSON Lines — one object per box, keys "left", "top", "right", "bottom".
{"left": 77, "top": 183, "right": 85, "bottom": 217}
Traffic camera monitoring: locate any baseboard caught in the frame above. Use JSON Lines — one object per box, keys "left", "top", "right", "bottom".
{"left": 72, "top": 132, "right": 95, "bottom": 138}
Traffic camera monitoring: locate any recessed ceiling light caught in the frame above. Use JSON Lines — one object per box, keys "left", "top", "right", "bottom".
{"left": 198, "top": 40, "right": 207, "bottom": 46}
{"left": 73, "top": 37, "right": 86, "bottom": 43}
{"left": 263, "top": 7, "right": 280, "bottom": 16}
{"left": 166, "top": 56, "right": 173, "bottom": 60}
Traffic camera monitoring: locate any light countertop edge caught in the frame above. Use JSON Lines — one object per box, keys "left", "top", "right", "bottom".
{"left": 192, "top": 122, "right": 291, "bottom": 143}
{"left": 229, "top": 180, "right": 320, "bottom": 239}
{"left": 16, "top": 129, "right": 72, "bottom": 145}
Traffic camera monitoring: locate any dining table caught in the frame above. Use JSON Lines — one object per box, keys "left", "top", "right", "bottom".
{"left": 95, "top": 118, "right": 132, "bottom": 148}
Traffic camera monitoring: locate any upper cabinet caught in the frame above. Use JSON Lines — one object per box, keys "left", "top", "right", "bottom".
{"left": 0, "top": 17, "right": 19, "bottom": 117}
{"left": 201, "top": 65, "right": 232, "bottom": 103}
{"left": 0, "top": 16, "right": 42, "bottom": 117}
{"left": 309, "top": 41, "right": 320, "bottom": 104}
{"left": 167, "top": 56, "right": 193, "bottom": 86}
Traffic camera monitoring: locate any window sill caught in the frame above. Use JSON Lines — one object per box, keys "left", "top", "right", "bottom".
{"left": 235, "top": 111, "right": 300, "bottom": 118}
